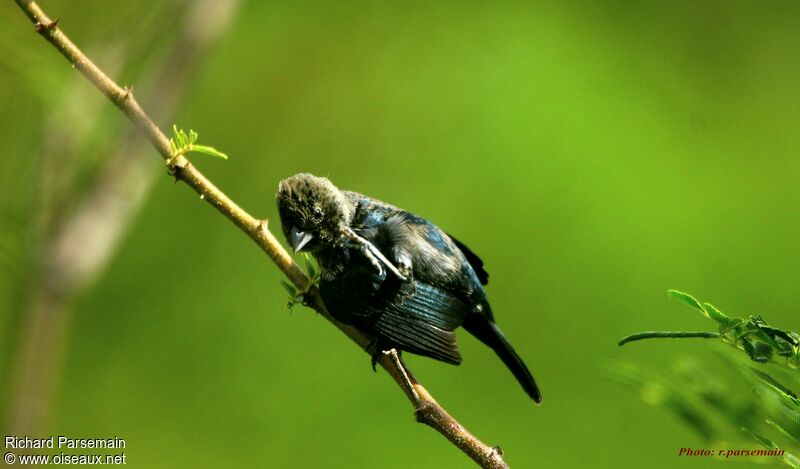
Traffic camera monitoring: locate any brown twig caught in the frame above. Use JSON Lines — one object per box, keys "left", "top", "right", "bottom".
{"left": 7, "top": 0, "right": 241, "bottom": 437}
{"left": 12, "top": 1, "right": 510, "bottom": 467}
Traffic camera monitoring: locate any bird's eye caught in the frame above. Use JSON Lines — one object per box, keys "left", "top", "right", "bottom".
{"left": 312, "top": 206, "right": 323, "bottom": 220}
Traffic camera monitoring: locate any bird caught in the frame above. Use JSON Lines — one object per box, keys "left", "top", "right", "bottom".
{"left": 276, "top": 173, "right": 541, "bottom": 404}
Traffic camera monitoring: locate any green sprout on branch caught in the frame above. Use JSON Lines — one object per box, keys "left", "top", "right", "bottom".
{"left": 168, "top": 125, "right": 228, "bottom": 164}
{"left": 619, "top": 290, "right": 800, "bottom": 370}
{"left": 280, "top": 253, "right": 320, "bottom": 309}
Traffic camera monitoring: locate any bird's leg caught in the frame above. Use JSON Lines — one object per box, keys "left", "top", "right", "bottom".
{"left": 340, "top": 226, "right": 408, "bottom": 281}
{"left": 339, "top": 226, "right": 383, "bottom": 276}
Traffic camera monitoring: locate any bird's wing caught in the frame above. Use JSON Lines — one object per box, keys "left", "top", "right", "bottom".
{"left": 446, "top": 234, "right": 489, "bottom": 285}
{"left": 319, "top": 257, "right": 386, "bottom": 324}
{"left": 370, "top": 281, "right": 465, "bottom": 365}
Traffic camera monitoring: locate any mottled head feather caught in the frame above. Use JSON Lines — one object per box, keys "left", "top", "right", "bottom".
{"left": 276, "top": 173, "right": 353, "bottom": 252}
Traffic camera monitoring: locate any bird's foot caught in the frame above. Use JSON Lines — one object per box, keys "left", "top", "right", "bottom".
{"left": 395, "top": 253, "right": 413, "bottom": 282}
{"left": 340, "top": 226, "right": 407, "bottom": 281}
{"left": 363, "top": 249, "right": 386, "bottom": 278}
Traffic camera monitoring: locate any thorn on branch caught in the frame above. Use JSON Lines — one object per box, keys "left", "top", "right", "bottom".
{"left": 34, "top": 19, "right": 58, "bottom": 33}
{"left": 121, "top": 85, "right": 133, "bottom": 101}
{"left": 166, "top": 157, "right": 186, "bottom": 181}
{"left": 165, "top": 147, "right": 189, "bottom": 183}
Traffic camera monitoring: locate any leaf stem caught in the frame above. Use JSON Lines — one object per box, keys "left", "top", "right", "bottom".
{"left": 618, "top": 331, "right": 720, "bottom": 346}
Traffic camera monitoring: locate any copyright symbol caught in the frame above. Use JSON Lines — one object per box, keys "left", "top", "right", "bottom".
{"left": 4, "top": 452, "right": 15, "bottom": 464}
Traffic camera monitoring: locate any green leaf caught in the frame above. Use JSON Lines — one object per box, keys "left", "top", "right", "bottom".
{"left": 745, "top": 429, "right": 800, "bottom": 469}
{"left": 668, "top": 290, "right": 704, "bottom": 313}
{"left": 169, "top": 125, "right": 229, "bottom": 160}
{"left": 702, "top": 302, "right": 731, "bottom": 324}
{"left": 169, "top": 125, "right": 179, "bottom": 151}
{"left": 190, "top": 144, "right": 228, "bottom": 160}
{"left": 667, "top": 290, "right": 730, "bottom": 325}
{"left": 742, "top": 427, "right": 778, "bottom": 450}
{"left": 765, "top": 419, "right": 798, "bottom": 443}
{"left": 751, "top": 342, "right": 774, "bottom": 363}
{"left": 303, "top": 254, "right": 316, "bottom": 279}
{"left": 280, "top": 280, "right": 296, "bottom": 296}
{"left": 750, "top": 369, "right": 800, "bottom": 406}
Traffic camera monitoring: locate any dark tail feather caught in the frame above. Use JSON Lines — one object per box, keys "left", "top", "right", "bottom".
{"left": 464, "top": 316, "right": 542, "bottom": 404}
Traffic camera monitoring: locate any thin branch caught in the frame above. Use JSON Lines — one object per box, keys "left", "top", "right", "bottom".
{"left": 618, "top": 331, "right": 721, "bottom": 347}
{"left": 384, "top": 349, "right": 507, "bottom": 468}
{"left": 7, "top": 0, "right": 240, "bottom": 436}
{"left": 12, "top": 1, "right": 510, "bottom": 467}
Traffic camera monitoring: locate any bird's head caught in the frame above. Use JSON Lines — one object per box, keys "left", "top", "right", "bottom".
{"left": 276, "top": 173, "right": 353, "bottom": 254}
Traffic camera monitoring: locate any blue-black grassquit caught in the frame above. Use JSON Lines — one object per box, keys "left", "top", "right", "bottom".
{"left": 277, "top": 173, "right": 541, "bottom": 404}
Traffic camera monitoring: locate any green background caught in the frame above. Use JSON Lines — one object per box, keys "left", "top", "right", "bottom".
{"left": 2, "top": 1, "right": 798, "bottom": 467}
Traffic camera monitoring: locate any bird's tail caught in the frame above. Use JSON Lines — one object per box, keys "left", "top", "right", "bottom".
{"left": 463, "top": 315, "right": 542, "bottom": 404}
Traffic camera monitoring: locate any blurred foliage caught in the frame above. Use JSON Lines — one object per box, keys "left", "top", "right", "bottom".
{"left": 2, "top": 1, "right": 800, "bottom": 468}
{"left": 617, "top": 291, "right": 800, "bottom": 467}
{"left": 613, "top": 356, "right": 800, "bottom": 468}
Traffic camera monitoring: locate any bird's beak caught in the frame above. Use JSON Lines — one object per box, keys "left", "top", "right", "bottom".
{"left": 289, "top": 227, "right": 313, "bottom": 253}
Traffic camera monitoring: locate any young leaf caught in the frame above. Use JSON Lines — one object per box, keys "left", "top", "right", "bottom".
{"left": 305, "top": 258, "right": 314, "bottom": 278}
{"left": 702, "top": 302, "right": 731, "bottom": 325}
{"left": 766, "top": 419, "right": 798, "bottom": 443}
{"left": 750, "top": 369, "right": 800, "bottom": 405}
{"left": 280, "top": 280, "right": 297, "bottom": 296}
{"left": 190, "top": 144, "right": 228, "bottom": 160}
{"left": 742, "top": 427, "right": 778, "bottom": 449}
{"left": 169, "top": 125, "right": 229, "bottom": 160}
{"left": 668, "top": 290, "right": 704, "bottom": 313}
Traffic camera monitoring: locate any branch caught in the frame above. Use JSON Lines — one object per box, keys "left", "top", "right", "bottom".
{"left": 7, "top": 0, "right": 240, "bottom": 436}
{"left": 13, "top": 1, "right": 510, "bottom": 467}
{"left": 618, "top": 331, "right": 721, "bottom": 347}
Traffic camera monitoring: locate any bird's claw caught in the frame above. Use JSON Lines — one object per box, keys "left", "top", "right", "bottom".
{"left": 366, "top": 338, "right": 382, "bottom": 372}
{"left": 397, "top": 257, "right": 413, "bottom": 282}
{"left": 364, "top": 249, "right": 385, "bottom": 278}
{"left": 341, "top": 226, "right": 407, "bottom": 281}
